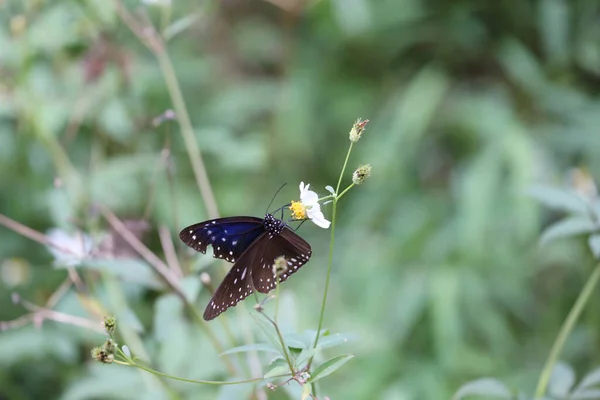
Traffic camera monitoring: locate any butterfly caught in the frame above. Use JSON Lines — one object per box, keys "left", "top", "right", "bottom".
{"left": 179, "top": 212, "right": 311, "bottom": 320}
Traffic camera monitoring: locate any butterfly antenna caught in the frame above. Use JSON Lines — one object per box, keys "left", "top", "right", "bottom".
{"left": 265, "top": 183, "right": 287, "bottom": 214}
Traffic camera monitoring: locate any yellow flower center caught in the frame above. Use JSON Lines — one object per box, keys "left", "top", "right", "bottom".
{"left": 289, "top": 201, "right": 307, "bottom": 220}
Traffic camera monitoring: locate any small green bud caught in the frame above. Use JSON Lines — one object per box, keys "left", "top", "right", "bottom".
{"left": 352, "top": 164, "right": 372, "bottom": 185}
{"left": 349, "top": 118, "right": 369, "bottom": 143}
{"left": 200, "top": 272, "right": 211, "bottom": 285}
{"left": 91, "top": 347, "right": 114, "bottom": 364}
{"left": 103, "top": 315, "right": 116, "bottom": 335}
{"left": 272, "top": 256, "right": 288, "bottom": 278}
{"left": 103, "top": 338, "right": 118, "bottom": 355}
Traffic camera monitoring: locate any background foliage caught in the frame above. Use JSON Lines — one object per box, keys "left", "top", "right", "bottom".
{"left": 1, "top": 0, "right": 600, "bottom": 399}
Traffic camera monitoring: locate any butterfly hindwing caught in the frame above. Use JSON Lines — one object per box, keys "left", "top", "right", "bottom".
{"left": 251, "top": 228, "right": 312, "bottom": 294}
{"left": 203, "top": 234, "right": 264, "bottom": 320}
{"left": 179, "top": 217, "right": 264, "bottom": 262}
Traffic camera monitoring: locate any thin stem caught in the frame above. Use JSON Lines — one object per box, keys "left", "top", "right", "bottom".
{"left": 534, "top": 263, "right": 600, "bottom": 398}
{"left": 259, "top": 310, "right": 296, "bottom": 375}
{"left": 115, "top": 360, "right": 273, "bottom": 386}
{"left": 335, "top": 142, "right": 354, "bottom": 195}
{"left": 154, "top": 49, "right": 219, "bottom": 220}
{"left": 309, "top": 199, "right": 337, "bottom": 366}
{"left": 336, "top": 183, "right": 355, "bottom": 202}
{"left": 114, "top": 0, "right": 219, "bottom": 219}
{"left": 308, "top": 141, "right": 354, "bottom": 369}
{"left": 275, "top": 274, "right": 281, "bottom": 324}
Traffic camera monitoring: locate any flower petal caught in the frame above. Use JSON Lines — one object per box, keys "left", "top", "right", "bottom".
{"left": 307, "top": 208, "right": 331, "bottom": 229}
{"left": 301, "top": 190, "right": 319, "bottom": 206}
{"left": 325, "top": 185, "right": 336, "bottom": 195}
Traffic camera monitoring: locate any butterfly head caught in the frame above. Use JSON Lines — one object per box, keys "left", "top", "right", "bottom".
{"left": 263, "top": 213, "right": 285, "bottom": 238}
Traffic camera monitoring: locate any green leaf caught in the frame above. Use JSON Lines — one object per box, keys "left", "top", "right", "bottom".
{"left": 452, "top": 378, "right": 512, "bottom": 400}
{"left": 571, "top": 389, "right": 600, "bottom": 399}
{"left": 589, "top": 235, "right": 600, "bottom": 259}
{"left": 164, "top": 14, "right": 201, "bottom": 41}
{"left": 308, "top": 354, "right": 354, "bottom": 383}
{"left": 548, "top": 362, "right": 575, "bottom": 396}
{"left": 528, "top": 185, "right": 589, "bottom": 214}
{"left": 250, "top": 313, "right": 284, "bottom": 353}
{"left": 301, "top": 383, "right": 312, "bottom": 400}
{"left": 263, "top": 358, "right": 292, "bottom": 379}
{"left": 221, "top": 343, "right": 280, "bottom": 356}
{"left": 294, "top": 347, "right": 318, "bottom": 368}
{"left": 540, "top": 216, "right": 597, "bottom": 246}
{"left": 573, "top": 367, "right": 600, "bottom": 394}
{"left": 316, "top": 333, "right": 355, "bottom": 349}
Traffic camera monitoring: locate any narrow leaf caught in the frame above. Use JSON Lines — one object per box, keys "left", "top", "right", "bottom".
{"left": 295, "top": 347, "right": 318, "bottom": 368}
{"left": 263, "top": 358, "right": 292, "bottom": 379}
{"left": 574, "top": 367, "right": 600, "bottom": 392}
{"left": 221, "top": 343, "right": 280, "bottom": 356}
{"left": 308, "top": 354, "right": 354, "bottom": 383}
{"left": 571, "top": 389, "right": 600, "bottom": 399}
{"left": 163, "top": 14, "right": 201, "bottom": 41}
{"left": 316, "top": 333, "right": 355, "bottom": 349}
{"left": 589, "top": 235, "right": 600, "bottom": 259}
{"left": 528, "top": 185, "right": 588, "bottom": 214}
{"left": 250, "top": 313, "right": 283, "bottom": 353}
{"left": 540, "top": 216, "right": 597, "bottom": 246}
{"left": 548, "top": 362, "right": 575, "bottom": 396}
{"left": 452, "top": 378, "right": 512, "bottom": 400}
{"left": 301, "top": 383, "right": 312, "bottom": 400}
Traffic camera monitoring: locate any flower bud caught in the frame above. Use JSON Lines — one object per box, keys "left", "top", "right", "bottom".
{"left": 91, "top": 347, "right": 114, "bottom": 364}
{"left": 103, "top": 338, "right": 118, "bottom": 354}
{"left": 200, "top": 272, "right": 211, "bottom": 285}
{"left": 103, "top": 315, "right": 116, "bottom": 335}
{"left": 349, "top": 118, "right": 369, "bottom": 143}
{"left": 352, "top": 164, "right": 372, "bottom": 185}
{"left": 272, "top": 256, "right": 288, "bottom": 278}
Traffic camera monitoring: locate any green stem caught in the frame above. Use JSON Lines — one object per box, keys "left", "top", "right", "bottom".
{"left": 259, "top": 274, "right": 295, "bottom": 375}
{"left": 309, "top": 142, "right": 354, "bottom": 368}
{"left": 534, "top": 263, "right": 600, "bottom": 398}
{"left": 116, "top": 360, "right": 273, "bottom": 385}
{"left": 335, "top": 143, "right": 354, "bottom": 194}
{"left": 309, "top": 199, "right": 337, "bottom": 364}
{"left": 155, "top": 45, "right": 219, "bottom": 220}
{"left": 336, "top": 183, "right": 355, "bottom": 202}
{"left": 259, "top": 310, "right": 296, "bottom": 376}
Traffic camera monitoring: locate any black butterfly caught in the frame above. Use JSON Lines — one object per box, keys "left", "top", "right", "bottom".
{"left": 179, "top": 213, "right": 311, "bottom": 320}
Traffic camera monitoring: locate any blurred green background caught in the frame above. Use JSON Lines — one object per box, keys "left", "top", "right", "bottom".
{"left": 2, "top": 0, "right": 600, "bottom": 399}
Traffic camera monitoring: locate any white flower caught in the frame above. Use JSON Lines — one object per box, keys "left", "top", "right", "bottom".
{"left": 46, "top": 228, "right": 92, "bottom": 267}
{"left": 289, "top": 182, "right": 331, "bottom": 229}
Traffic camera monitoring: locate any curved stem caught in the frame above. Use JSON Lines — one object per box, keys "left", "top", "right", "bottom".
{"left": 534, "top": 263, "right": 600, "bottom": 398}
{"left": 116, "top": 360, "right": 282, "bottom": 385}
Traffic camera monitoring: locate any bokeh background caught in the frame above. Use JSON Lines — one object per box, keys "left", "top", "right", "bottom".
{"left": 2, "top": 0, "right": 600, "bottom": 399}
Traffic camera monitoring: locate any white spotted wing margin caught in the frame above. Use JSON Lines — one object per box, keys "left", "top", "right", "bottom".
{"left": 179, "top": 217, "right": 264, "bottom": 263}
{"left": 202, "top": 228, "right": 312, "bottom": 321}
{"left": 251, "top": 228, "right": 312, "bottom": 294}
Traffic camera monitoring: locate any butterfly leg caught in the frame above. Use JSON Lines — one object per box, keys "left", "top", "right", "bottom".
{"left": 290, "top": 219, "right": 308, "bottom": 232}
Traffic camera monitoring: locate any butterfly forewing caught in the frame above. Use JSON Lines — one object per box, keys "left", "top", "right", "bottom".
{"left": 179, "top": 217, "right": 264, "bottom": 262}
{"left": 203, "top": 234, "right": 264, "bottom": 320}
{"left": 251, "top": 228, "right": 312, "bottom": 294}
